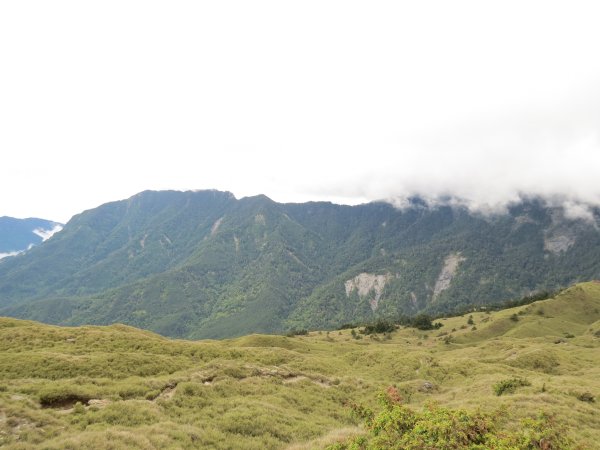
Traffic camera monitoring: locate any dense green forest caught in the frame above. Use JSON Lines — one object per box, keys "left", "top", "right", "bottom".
{"left": 0, "top": 190, "right": 599, "bottom": 338}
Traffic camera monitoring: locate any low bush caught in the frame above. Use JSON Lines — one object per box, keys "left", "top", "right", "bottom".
{"left": 361, "top": 320, "right": 396, "bottom": 335}
{"left": 328, "top": 387, "right": 572, "bottom": 450}
{"left": 493, "top": 378, "right": 531, "bottom": 396}
{"left": 286, "top": 329, "right": 308, "bottom": 337}
{"left": 576, "top": 392, "right": 595, "bottom": 403}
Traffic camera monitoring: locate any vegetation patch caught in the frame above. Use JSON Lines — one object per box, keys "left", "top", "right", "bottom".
{"left": 493, "top": 378, "right": 531, "bottom": 396}
{"left": 575, "top": 391, "right": 595, "bottom": 403}
{"left": 506, "top": 349, "right": 560, "bottom": 374}
{"left": 328, "top": 387, "right": 573, "bottom": 450}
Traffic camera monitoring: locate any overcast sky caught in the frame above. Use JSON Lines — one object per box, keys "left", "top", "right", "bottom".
{"left": 1, "top": 1, "right": 599, "bottom": 223}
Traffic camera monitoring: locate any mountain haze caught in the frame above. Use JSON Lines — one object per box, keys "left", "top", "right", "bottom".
{"left": 0, "top": 190, "right": 599, "bottom": 338}
{"left": 0, "top": 217, "right": 63, "bottom": 259}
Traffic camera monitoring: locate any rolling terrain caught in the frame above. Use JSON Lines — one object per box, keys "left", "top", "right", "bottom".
{"left": 1, "top": 190, "right": 599, "bottom": 338}
{"left": 1, "top": 282, "right": 599, "bottom": 449}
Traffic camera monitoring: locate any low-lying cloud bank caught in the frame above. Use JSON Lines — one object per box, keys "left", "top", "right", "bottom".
{"left": 0, "top": 225, "right": 63, "bottom": 260}
{"left": 0, "top": 250, "right": 23, "bottom": 260}
{"left": 298, "top": 90, "right": 600, "bottom": 222}
{"left": 384, "top": 194, "right": 599, "bottom": 224}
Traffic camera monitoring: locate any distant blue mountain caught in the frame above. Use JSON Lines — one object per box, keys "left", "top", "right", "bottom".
{"left": 0, "top": 217, "right": 63, "bottom": 259}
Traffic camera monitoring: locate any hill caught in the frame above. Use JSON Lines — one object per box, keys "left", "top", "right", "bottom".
{"left": 1, "top": 282, "right": 599, "bottom": 449}
{"left": 1, "top": 190, "right": 600, "bottom": 338}
{"left": 0, "top": 217, "right": 63, "bottom": 259}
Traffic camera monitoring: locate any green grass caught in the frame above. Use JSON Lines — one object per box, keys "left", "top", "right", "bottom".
{"left": 1, "top": 282, "right": 600, "bottom": 448}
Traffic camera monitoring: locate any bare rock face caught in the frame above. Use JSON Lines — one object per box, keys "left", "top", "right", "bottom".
{"left": 432, "top": 253, "right": 466, "bottom": 300}
{"left": 543, "top": 210, "right": 580, "bottom": 254}
{"left": 210, "top": 217, "right": 224, "bottom": 236}
{"left": 344, "top": 273, "right": 391, "bottom": 311}
{"left": 544, "top": 233, "right": 576, "bottom": 254}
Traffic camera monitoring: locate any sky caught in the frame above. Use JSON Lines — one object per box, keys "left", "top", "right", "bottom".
{"left": 1, "top": 1, "right": 599, "bottom": 223}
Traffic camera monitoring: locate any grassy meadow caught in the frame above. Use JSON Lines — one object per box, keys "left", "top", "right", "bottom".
{"left": 1, "top": 282, "right": 600, "bottom": 449}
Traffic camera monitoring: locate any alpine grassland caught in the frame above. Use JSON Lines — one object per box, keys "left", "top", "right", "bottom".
{"left": 1, "top": 282, "right": 599, "bottom": 449}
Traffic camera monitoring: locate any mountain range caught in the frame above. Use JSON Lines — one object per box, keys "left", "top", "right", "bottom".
{"left": 0, "top": 189, "right": 599, "bottom": 338}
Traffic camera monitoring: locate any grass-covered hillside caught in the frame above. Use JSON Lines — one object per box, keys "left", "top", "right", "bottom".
{"left": 1, "top": 282, "right": 599, "bottom": 449}
{"left": 1, "top": 190, "right": 600, "bottom": 339}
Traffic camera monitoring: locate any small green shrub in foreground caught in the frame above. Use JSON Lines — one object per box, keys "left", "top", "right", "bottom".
{"left": 493, "top": 378, "right": 531, "bottom": 396}
{"left": 328, "top": 387, "right": 573, "bottom": 450}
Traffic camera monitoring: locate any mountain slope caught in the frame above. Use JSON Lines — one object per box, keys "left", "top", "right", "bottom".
{"left": 1, "top": 190, "right": 600, "bottom": 338}
{"left": 1, "top": 282, "right": 599, "bottom": 449}
{"left": 0, "top": 217, "right": 63, "bottom": 259}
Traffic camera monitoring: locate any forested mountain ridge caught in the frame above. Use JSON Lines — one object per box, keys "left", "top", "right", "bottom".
{"left": 0, "top": 190, "right": 599, "bottom": 338}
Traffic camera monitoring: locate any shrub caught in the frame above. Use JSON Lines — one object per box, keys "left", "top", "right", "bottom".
{"left": 509, "top": 314, "right": 519, "bottom": 322}
{"left": 285, "top": 328, "right": 308, "bottom": 337}
{"left": 361, "top": 319, "right": 397, "bottom": 335}
{"left": 329, "top": 388, "right": 572, "bottom": 450}
{"left": 493, "top": 378, "right": 531, "bottom": 396}
{"left": 73, "top": 402, "right": 86, "bottom": 414}
{"left": 411, "top": 314, "right": 435, "bottom": 330}
{"left": 576, "top": 392, "right": 595, "bottom": 403}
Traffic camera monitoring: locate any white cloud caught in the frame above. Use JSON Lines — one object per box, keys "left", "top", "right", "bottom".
{"left": 32, "top": 225, "right": 64, "bottom": 241}
{"left": 561, "top": 201, "right": 597, "bottom": 224}
{"left": 0, "top": 250, "right": 22, "bottom": 260}
{"left": 0, "top": 1, "right": 599, "bottom": 221}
